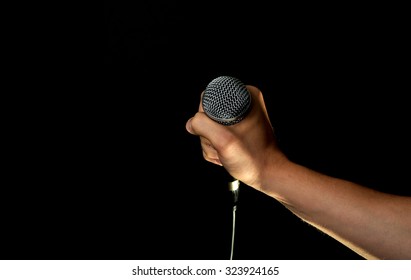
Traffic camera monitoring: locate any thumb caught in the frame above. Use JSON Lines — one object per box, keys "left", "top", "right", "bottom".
{"left": 185, "top": 111, "right": 232, "bottom": 150}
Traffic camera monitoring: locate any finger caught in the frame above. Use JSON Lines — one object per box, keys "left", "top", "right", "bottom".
{"left": 185, "top": 117, "right": 196, "bottom": 135}
{"left": 200, "top": 138, "right": 222, "bottom": 166}
{"left": 202, "top": 150, "right": 222, "bottom": 166}
{"left": 198, "top": 91, "right": 204, "bottom": 112}
{"left": 186, "top": 117, "right": 223, "bottom": 165}
{"left": 246, "top": 85, "right": 270, "bottom": 120}
{"left": 186, "top": 111, "right": 232, "bottom": 150}
{"left": 186, "top": 90, "right": 205, "bottom": 135}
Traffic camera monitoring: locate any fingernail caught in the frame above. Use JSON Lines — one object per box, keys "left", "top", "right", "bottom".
{"left": 186, "top": 118, "right": 193, "bottom": 134}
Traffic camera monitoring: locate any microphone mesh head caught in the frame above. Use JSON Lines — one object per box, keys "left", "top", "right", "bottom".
{"left": 202, "top": 76, "right": 252, "bottom": 126}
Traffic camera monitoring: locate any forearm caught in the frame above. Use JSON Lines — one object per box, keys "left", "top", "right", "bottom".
{"left": 256, "top": 157, "right": 411, "bottom": 259}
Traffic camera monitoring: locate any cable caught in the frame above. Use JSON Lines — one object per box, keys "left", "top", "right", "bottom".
{"left": 230, "top": 204, "right": 237, "bottom": 260}
{"left": 228, "top": 180, "right": 240, "bottom": 260}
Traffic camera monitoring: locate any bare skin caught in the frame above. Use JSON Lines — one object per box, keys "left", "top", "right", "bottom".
{"left": 186, "top": 85, "right": 411, "bottom": 259}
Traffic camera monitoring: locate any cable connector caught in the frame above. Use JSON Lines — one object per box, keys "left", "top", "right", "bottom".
{"left": 228, "top": 179, "right": 240, "bottom": 205}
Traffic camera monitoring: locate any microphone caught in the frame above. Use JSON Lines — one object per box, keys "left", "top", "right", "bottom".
{"left": 202, "top": 75, "right": 252, "bottom": 199}
{"left": 202, "top": 76, "right": 252, "bottom": 126}
{"left": 201, "top": 75, "right": 252, "bottom": 260}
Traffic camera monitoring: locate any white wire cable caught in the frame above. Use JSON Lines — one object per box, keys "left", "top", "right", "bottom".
{"left": 228, "top": 180, "right": 240, "bottom": 260}
{"left": 230, "top": 204, "right": 237, "bottom": 260}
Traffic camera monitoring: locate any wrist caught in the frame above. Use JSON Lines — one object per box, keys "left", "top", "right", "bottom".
{"left": 256, "top": 150, "right": 290, "bottom": 194}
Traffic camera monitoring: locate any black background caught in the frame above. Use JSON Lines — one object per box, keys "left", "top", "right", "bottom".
{"left": 4, "top": 1, "right": 410, "bottom": 261}
{"left": 101, "top": 1, "right": 410, "bottom": 260}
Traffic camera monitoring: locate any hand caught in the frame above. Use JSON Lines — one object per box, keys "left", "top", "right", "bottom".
{"left": 185, "top": 85, "right": 287, "bottom": 189}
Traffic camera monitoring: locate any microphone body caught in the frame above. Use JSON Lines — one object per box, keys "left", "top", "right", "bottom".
{"left": 201, "top": 75, "right": 251, "bottom": 260}
{"left": 202, "top": 75, "right": 252, "bottom": 203}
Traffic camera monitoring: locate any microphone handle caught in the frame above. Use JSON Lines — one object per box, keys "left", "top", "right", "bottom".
{"left": 220, "top": 166, "right": 240, "bottom": 204}
{"left": 227, "top": 176, "right": 240, "bottom": 205}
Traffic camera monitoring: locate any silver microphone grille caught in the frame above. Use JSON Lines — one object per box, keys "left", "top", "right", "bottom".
{"left": 202, "top": 76, "right": 252, "bottom": 126}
